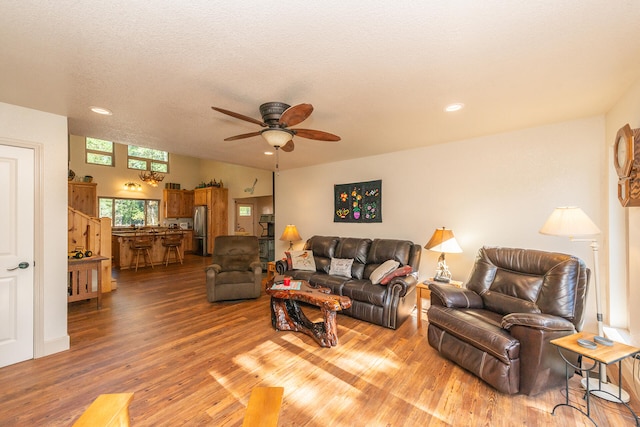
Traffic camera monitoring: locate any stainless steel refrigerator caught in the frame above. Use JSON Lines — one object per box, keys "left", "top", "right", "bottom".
{"left": 193, "top": 205, "right": 207, "bottom": 256}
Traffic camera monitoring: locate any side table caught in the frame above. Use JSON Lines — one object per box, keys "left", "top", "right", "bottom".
{"left": 416, "top": 278, "right": 462, "bottom": 325}
{"left": 262, "top": 261, "right": 277, "bottom": 286}
{"left": 551, "top": 331, "right": 640, "bottom": 426}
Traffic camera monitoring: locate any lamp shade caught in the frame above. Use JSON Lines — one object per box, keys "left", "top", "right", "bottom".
{"left": 539, "top": 207, "right": 600, "bottom": 237}
{"left": 279, "top": 225, "right": 302, "bottom": 242}
{"left": 425, "top": 227, "right": 462, "bottom": 253}
{"left": 262, "top": 129, "right": 293, "bottom": 147}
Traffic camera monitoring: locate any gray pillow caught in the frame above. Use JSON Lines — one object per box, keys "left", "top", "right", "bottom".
{"left": 329, "top": 257, "right": 354, "bottom": 277}
{"left": 369, "top": 260, "right": 399, "bottom": 284}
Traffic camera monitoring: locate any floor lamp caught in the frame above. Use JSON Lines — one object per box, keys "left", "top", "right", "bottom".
{"left": 539, "top": 206, "right": 629, "bottom": 403}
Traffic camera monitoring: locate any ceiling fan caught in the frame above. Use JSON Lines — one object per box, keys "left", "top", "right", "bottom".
{"left": 211, "top": 102, "right": 341, "bottom": 153}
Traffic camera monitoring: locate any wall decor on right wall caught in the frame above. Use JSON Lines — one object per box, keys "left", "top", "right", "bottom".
{"left": 614, "top": 124, "right": 640, "bottom": 207}
{"left": 334, "top": 179, "right": 382, "bottom": 223}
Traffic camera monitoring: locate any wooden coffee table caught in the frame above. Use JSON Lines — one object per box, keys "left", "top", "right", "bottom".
{"left": 266, "top": 277, "right": 352, "bottom": 347}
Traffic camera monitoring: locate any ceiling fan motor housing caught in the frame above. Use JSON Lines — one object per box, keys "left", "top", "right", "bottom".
{"left": 259, "top": 102, "right": 290, "bottom": 125}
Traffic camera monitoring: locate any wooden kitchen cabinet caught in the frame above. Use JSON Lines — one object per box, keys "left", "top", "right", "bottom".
{"left": 163, "top": 189, "right": 194, "bottom": 218}
{"left": 69, "top": 182, "right": 97, "bottom": 217}
{"left": 194, "top": 188, "right": 207, "bottom": 206}
{"left": 194, "top": 187, "right": 228, "bottom": 254}
{"left": 182, "top": 230, "right": 193, "bottom": 253}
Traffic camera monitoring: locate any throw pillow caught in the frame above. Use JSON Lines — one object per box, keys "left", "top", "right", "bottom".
{"left": 380, "top": 265, "right": 413, "bottom": 285}
{"left": 369, "top": 259, "right": 400, "bottom": 285}
{"left": 329, "top": 257, "right": 354, "bottom": 277}
{"left": 290, "top": 250, "right": 316, "bottom": 271}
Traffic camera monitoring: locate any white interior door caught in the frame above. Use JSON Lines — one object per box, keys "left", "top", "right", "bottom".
{"left": 0, "top": 145, "right": 34, "bottom": 367}
{"left": 235, "top": 202, "right": 255, "bottom": 235}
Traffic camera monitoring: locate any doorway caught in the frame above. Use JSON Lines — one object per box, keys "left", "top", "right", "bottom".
{"left": 235, "top": 202, "right": 255, "bottom": 235}
{"left": 0, "top": 144, "right": 35, "bottom": 367}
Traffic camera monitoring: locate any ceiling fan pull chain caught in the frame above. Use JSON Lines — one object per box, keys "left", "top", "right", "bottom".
{"left": 275, "top": 147, "right": 280, "bottom": 175}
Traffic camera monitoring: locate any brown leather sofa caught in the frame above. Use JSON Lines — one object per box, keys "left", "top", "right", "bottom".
{"left": 427, "top": 246, "right": 589, "bottom": 395}
{"left": 205, "top": 235, "right": 262, "bottom": 302}
{"left": 276, "top": 235, "right": 421, "bottom": 329}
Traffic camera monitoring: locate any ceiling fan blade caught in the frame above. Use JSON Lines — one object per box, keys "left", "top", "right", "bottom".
{"left": 223, "top": 131, "right": 263, "bottom": 141}
{"left": 292, "top": 128, "right": 341, "bottom": 141}
{"left": 211, "top": 106, "right": 267, "bottom": 127}
{"left": 281, "top": 140, "right": 295, "bottom": 152}
{"left": 279, "top": 103, "right": 313, "bottom": 127}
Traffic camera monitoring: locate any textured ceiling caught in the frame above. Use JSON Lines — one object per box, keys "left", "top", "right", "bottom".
{"left": 2, "top": 1, "right": 640, "bottom": 171}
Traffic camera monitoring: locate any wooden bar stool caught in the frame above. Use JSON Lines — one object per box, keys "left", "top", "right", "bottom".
{"left": 162, "top": 231, "right": 183, "bottom": 266}
{"left": 129, "top": 233, "right": 154, "bottom": 271}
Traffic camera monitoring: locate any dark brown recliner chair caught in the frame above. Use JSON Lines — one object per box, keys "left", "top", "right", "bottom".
{"left": 427, "top": 246, "right": 589, "bottom": 395}
{"left": 205, "top": 235, "right": 262, "bottom": 302}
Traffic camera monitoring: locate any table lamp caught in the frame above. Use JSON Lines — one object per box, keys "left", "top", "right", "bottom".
{"left": 280, "top": 225, "right": 302, "bottom": 251}
{"left": 425, "top": 227, "right": 462, "bottom": 283}
{"left": 540, "top": 206, "right": 629, "bottom": 403}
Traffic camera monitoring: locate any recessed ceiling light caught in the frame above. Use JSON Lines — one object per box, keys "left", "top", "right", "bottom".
{"left": 90, "top": 106, "right": 113, "bottom": 115}
{"left": 264, "top": 151, "right": 274, "bottom": 156}
{"left": 444, "top": 103, "right": 464, "bottom": 112}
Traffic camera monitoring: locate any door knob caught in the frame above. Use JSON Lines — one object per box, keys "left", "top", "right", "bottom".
{"left": 7, "top": 262, "right": 29, "bottom": 271}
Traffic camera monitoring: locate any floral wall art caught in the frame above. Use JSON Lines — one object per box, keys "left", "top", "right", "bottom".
{"left": 334, "top": 179, "right": 382, "bottom": 223}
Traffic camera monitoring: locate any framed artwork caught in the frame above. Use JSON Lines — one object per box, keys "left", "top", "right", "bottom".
{"left": 334, "top": 179, "right": 382, "bottom": 223}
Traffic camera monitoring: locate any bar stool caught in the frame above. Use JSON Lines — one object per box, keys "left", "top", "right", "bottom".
{"left": 129, "top": 232, "right": 154, "bottom": 271}
{"left": 162, "top": 231, "right": 183, "bottom": 266}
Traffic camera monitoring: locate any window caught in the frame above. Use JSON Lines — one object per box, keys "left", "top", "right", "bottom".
{"left": 127, "top": 145, "right": 169, "bottom": 173}
{"left": 86, "top": 137, "right": 114, "bottom": 166}
{"left": 99, "top": 197, "right": 159, "bottom": 226}
{"left": 239, "top": 206, "right": 252, "bottom": 216}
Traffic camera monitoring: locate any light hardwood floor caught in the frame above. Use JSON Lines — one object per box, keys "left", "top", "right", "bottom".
{"left": 1, "top": 254, "right": 638, "bottom": 426}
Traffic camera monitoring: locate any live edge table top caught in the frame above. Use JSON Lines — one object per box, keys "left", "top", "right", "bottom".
{"left": 265, "top": 278, "right": 352, "bottom": 311}
{"left": 266, "top": 277, "right": 352, "bottom": 347}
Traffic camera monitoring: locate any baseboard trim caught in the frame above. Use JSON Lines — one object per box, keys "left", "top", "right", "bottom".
{"left": 41, "top": 335, "right": 70, "bottom": 357}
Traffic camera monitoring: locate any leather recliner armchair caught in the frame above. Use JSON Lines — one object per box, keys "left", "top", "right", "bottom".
{"left": 427, "top": 246, "right": 589, "bottom": 395}
{"left": 205, "top": 235, "right": 262, "bottom": 302}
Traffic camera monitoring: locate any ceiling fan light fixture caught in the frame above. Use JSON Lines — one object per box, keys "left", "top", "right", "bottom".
{"left": 261, "top": 129, "right": 293, "bottom": 147}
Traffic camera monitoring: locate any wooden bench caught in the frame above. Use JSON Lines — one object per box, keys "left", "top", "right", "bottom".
{"left": 242, "top": 387, "right": 284, "bottom": 427}
{"left": 73, "top": 393, "right": 134, "bottom": 427}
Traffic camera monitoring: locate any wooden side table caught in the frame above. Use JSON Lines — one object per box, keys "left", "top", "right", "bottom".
{"left": 262, "top": 261, "right": 277, "bottom": 286}
{"left": 416, "top": 278, "right": 463, "bottom": 325}
{"left": 551, "top": 331, "right": 640, "bottom": 425}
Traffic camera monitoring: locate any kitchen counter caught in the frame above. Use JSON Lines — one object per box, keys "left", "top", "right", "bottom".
{"left": 112, "top": 229, "right": 193, "bottom": 269}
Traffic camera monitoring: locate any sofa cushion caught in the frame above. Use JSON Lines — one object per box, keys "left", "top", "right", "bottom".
{"left": 329, "top": 257, "right": 354, "bottom": 277}
{"left": 290, "top": 250, "right": 316, "bottom": 271}
{"left": 369, "top": 259, "right": 399, "bottom": 284}
{"left": 342, "top": 279, "right": 387, "bottom": 306}
{"left": 309, "top": 273, "right": 350, "bottom": 295}
{"left": 366, "top": 239, "right": 412, "bottom": 265}
{"left": 334, "top": 238, "right": 371, "bottom": 279}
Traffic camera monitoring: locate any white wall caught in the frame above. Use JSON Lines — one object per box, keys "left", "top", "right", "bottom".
{"left": 276, "top": 116, "right": 604, "bottom": 332}
{"left": 0, "top": 102, "right": 69, "bottom": 356}
{"left": 605, "top": 76, "right": 640, "bottom": 339}
{"left": 198, "top": 159, "right": 273, "bottom": 234}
